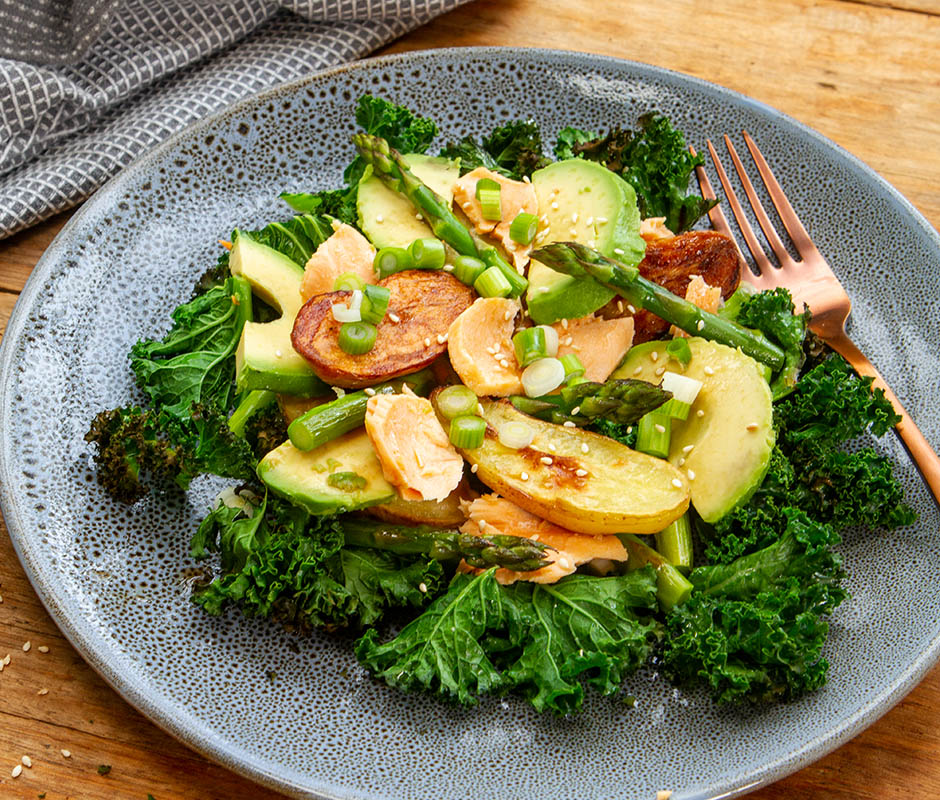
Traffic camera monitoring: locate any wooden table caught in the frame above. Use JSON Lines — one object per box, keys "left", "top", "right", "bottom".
{"left": 1, "top": 1, "right": 938, "bottom": 797}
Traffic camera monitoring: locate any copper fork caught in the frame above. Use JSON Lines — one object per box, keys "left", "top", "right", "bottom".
{"left": 693, "top": 132, "right": 940, "bottom": 504}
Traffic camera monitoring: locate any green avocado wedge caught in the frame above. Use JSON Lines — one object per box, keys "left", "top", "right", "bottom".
{"left": 258, "top": 428, "right": 395, "bottom": 514}
{"left": 614, "top": 338, "right": 775, "bottom": 523}
{"left": 526, "top": 159, "right": 646, "bottom": 324}
{"left": 230, "top": 233, "right": 327, "bottom": 397}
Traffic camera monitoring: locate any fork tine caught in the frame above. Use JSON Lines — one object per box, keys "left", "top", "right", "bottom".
{"left": 741, "top": 131, "right": 818, "bottom": 255}
{"left": 691, "top": 145, "right": 751, "bottom": 280}
{"left": 722, "top": 135, "right": 793, "bottom": 266}
{"left": 705, "top": 139, "right": 775, "bottom": 278}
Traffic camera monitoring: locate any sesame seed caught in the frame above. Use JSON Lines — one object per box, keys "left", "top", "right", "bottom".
{"left": 462, "top": 201, "right": 472, "bottom": 210}
{"left": 11, "top": 764, "right": 22, "bottom": 778}
{"left": 274, "top": 349, "right": 282, "bottom": 358}
{"left": 3, "top": 654, "right": 9, "bottom": 665}
{"left": 632, "top": 366, "right": 643, "bottom": 376}
{"left": 627, "top": 304, "right": 637, "bottom": 314}
{"left": 655, "top": 366, "right": 665, "bottom": 376}
{"left": 540, "top": 215, "right": 549, "bottom": 224}
{"left": 37, "top": 688, "right": 48, "bottom": 696}
{"left": 375, "top": 214, "right": 384, "bottom": 223}
{"left": 557, "top": 557, "right": 571, "bottom": 569}
{"left": 471, "top": 463, "right": 479, "bottom": 474}
{"left": 423, "top": 337, "right": 431, "bottom": 348}
{"left": 703, "top": 366, "right": 715, "bottom": 376}
{"left": 364, "top": 387, "right": 376, "bottom": 396}
{"left": 540, "top": 456, "right": 553, "bottom": 465}
{"left": 596, "top": 216, "right": 608, "bottom": 223}
{"left": 571, "top": 212, "right": 579, "bottom": 223}
{"left": 522, "top": 174, "right": 531, "bottom": 183}
{"left": 575, "top": 468, "right": 588, "bottom": 477}
{"left": 696, "top": 319, "right": 705, "bottom": 331}
{"left": 682, "top": 444, "right": 694, "bottom": 454}
{"left": 499, "top": 359, "right": 510, "bottom": 369}
{"left": 586, "top": 216, "right": 594, "bottom": 225}
{"left": 0, "top": 662, "right": 4, "bottom": 673}
{"left": 746, "top": 422, "right": 759, "bottom": 431}
{"left": 561, "top": 318, "right": 569, "bottom": 329}
{"left": 581, "top": 443, "right": 590, "bottom": 454}
{"left": 571, "top": 406, "right": 581, "bottom": 416}
{"left": 419, "top": 582, "right": 428, "bottom": 593}
{"left": 626, "top": 426, "right": 634, "bottom": 435}
{"left": 437, "top": 333, "right": 448, "bottom": 344}
{"left": 61, "top": 750, "right": 71, "bottom": 759}
{"left": 617, "top": 300, "right": 624, "bottom": 314}
{"left": 687, "top": 469, "right": 696, "bottom": 480}
{"left": 504, "top": 309, "right": 513, "bottom": 321}
{"left": 654, "top": 424, "right": 666, "bottom": 434}
{"left": 486, "top": 344, "right": 497, "bottom": 354}
{"left": 564, "top": 336, "right": 573, "bottom": 346}
{"left": 0, "top": 594, "right": 3, "bottom": 603}
{"left": 568, "top": 227, "right": 579, "bottom": 238}
{"left": 696, "top": 409, "right": 705, "bottom": 417}
{"left": 671, "top": 478, "right": 683, "bottom": 489}
{"left": 548, "top": 442, "right": 557, "bottom": 451}
{"left": 388, "top": 312, "right": 401, "bottom": 323}
{"left": 551, "top": 201, "right": 559, "bottom": 210}
{"left": 477, "top": 403, "right": 486, "bottom": 416}
{"left": 21, "top": 756, "right": 31, "bottom": 768}
{"left": 22, "top": 641, "right": 30, "bottom": 652}
{"left": 613, "top": 247, "right": 625, "bottom": 255}
{"left": 563, "top": 420, "right": 577, "bottom": 428}
{"left": 520, "top": 472, "right": 529, "bottom": 481}
{"left": 650, "top": 351, "right": 659, "bottom": 362}
{"left": 443, "top": 263, "right": 454, "bottom": 272}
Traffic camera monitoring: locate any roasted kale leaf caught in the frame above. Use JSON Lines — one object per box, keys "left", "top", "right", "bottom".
{"left": 441, "top": 119, "right": 550, "bottom": 179}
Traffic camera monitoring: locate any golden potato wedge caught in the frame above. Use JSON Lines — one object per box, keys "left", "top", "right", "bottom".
{"left": 433, "top": 396, "right": 689, "bottom": 534}
{"left": 291, "top": 270, "right": 474, "bottom": 388}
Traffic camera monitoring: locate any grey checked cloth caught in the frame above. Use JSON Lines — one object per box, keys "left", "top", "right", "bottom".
{"left": 0, "top": 0, "right": 470, "bottom": 240}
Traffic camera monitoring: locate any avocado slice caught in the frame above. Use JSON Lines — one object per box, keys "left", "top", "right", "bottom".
{"left": 258, "top": 428, "right": 395, "bottom": 514}
{"left": 357, "top": 154, "right": 460, "bottom": 249}
{"left": 614, "top": 338, "right": 775, "bottom": 523}
{"left": 230, "top": 234, "right": 327, "bottom": 397}
{"left": 526, "top": 159, "right": 646, "bottom": 324}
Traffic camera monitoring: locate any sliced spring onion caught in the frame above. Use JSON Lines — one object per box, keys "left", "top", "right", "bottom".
{"left": 521, "top": 357, "right": 566, "bottom": 398}
{"left": 331, "top": 302, "right": 361, "bottom": 323}
{"left": 473, "top": 266, "right": 512, "bottom": 298}
{"left": 509, "top": 211, "right": 539, "bottom": 244}
{"left": 636, "top": 411, "right": 671, "bottom": 458}
{"left": 659, "top": 398, "right": 691, "bottom": 420}
{"left": 665, "top": 337, "right": 692, "bottom": 366}
{"left": 452, "top": 254, "right": 487, "bottom": 286}
{"left": 360, "top": 284, "right": 391, "bottom": 325}
{"left": 655, "top": 514, "right": 693, "bottom": 574}
{"left": 477, "top": 187, "right": 502, "bottom": 221}
{"left": 437, "top": 385, "right": 479, "bottom": 420}
{"left": 498, "top": 420, "right": 535, "bottom": 450}
{"left": 559, "top": 352, "right": 585, "bottom": 381}
{"left": 450, "top": 415, "right": 486, "bottom": 449}
{"left": 338, "top": 321, "right": 377, "bottom": 355}
{"left": 661, "top": 371, "right": 704, "bottom": 404}
{"left": 409, "top": 237, "right": 447, "bottom": 270}
{"left": 475, "top": 177, "right": 501, "bottom": 197}
{"left": 512, "top": 327, "right": 548, "bottom": 368}
{"left": 374, "top": 246, "right": 413, "bottom": 278}
{"left": 538, "top": 325, "right": 559, "bottom": 357}
{"left": 333, "top": 272, "right": 366, "bottom": 292}
{"left": 348, "top": 289, "right": 363, "bottom": 312}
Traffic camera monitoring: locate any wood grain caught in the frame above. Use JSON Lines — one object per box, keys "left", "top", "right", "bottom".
{"left": 0, "top": 1, "right": 938, "bottom": 798}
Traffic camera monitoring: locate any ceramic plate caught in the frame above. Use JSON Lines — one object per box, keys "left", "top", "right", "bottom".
{"left": 1, "top": 48, "right": 938, "bottom": 800}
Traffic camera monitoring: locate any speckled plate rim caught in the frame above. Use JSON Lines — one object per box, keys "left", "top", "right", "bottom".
{"left": 1, "top": 47, "right": 938, "bottom": 800}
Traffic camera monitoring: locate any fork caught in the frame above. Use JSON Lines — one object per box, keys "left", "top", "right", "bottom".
{"left": 693, "top": 132, "right": 940, "bottom": 505}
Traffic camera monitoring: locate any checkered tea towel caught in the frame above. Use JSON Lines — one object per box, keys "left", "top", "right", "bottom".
{"left": 0, "top": 0, "right": 469, "bottom": 240}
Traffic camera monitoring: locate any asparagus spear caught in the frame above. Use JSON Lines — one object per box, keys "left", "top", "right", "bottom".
{"left": 342, "top": 519, "right": 553, "bottom": 571}
{"left": 352, "top": 133, "right": 527, "bottom": 297}
{"left": 531, "top": 242, "right": 785, "bottom": 371}
{"left": 287, "top": 368, "right": 435, "bottom": 451}
{"left": 510, "top": 378, "right": 670, "bottom": 427}
{"left": 619, "top": 533, "right": 693, "bottom": 612}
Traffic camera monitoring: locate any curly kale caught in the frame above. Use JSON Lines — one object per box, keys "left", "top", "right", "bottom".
{"left": 665, "top": 509, "right": 846, "bottom": 703}
{"left": 441, "top": 119, "right": 550, "bottom": 179}
{"left": 554, "top": 113, "right": 716, "bottom": 232}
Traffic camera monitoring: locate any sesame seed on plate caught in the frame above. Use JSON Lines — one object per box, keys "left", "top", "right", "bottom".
{"left": 617, "top": 300, "right": 624, "bottom": 314}
{"left": 627, "top": 304, "right": 637, "bottom": 314}
{"left": 626, "top": 426, "right": 633, "bottom": 434}
{"left": 650, "top": 351, "right": 659, "bottom": 362}
{"left": 499, "top": 359, "right": 510, "bottom": 369}
{"left": 575, "top": 468, "right": 588, "bottom": 477}
{"left": 613, "top": 247, "right": 625, "bottom": 255}
{"left": 561, "top": 318, "right": 569, "bottom": 329}
{"left": 522, "top": 175, "right": 531, "bottom": 183}
{"left": 437, "top": 333, "right": 448, "bottom": 344}
{"left": 375, "top": 214, "right": 383, "bottom": 223}
{"left": 520, "top": 472, "right": 529, "bottom": 481}
{"left": 563, "top": 421, "right": 577, "bottom": 428}
{"left": 61, "top": 750, "right": 71, "bottom": 759}
{"left": 687, "top": 469, "right": 696, "bottom": 480}
{"left": 682, "top": 444, "right": 694, "bottom": 453}
{"left": 655, "top": 424, "right": 666, "bottom": 434}
{"left": 703, "top": 366, "right": 715, "bottom": 376}
{"left": 471, "top": 463, "right": 479, "bottom": 474}
{"left": 388, "top": 312, "right": 401, "bottom": 323}
{"left": 696, "top": 409, "right": 705, "bottom": 417}
{"left": 581, "top": 443, "right": 590, "bottom": 454}
{"left": 364, "top": 387, "right": 376, "bottom": 396}
{"left": 22, "top": 641, "right": 30, "bottom": 653}
{"left": 37, "top": 688, "right": 48, "bottom": 696}
{"left": 415, "top": 213, "right": 423, "bottom": 220}
{"left": 540, "top": 456, "right": 553, "bottom": 465}
{"left": 419, "top": 582, "right": 428, "bottom": 593}
{"left": 655, "top": 366, "right": 665, "bottom": 376}
{"left": 671, "top": 478, "right": 683, "bottom": 489}
{"left": 443, "top": 263, "right": 454, "bottom": 272}
{"left": 678, "top": 457, "right": 685, "bottom": 466}
{"left": 571, "top": 406, "right": 581, "bottom": 416}
{"left": 423, "top": 337, "right": 431, "bottom": 348}
{"left": 746, "top": 422, "right": 759, "bottom": 431}
{"left": 11, "top": 764, "right": 21, "bottom": 778}
{"left": 21, "top": 756, "right": 31, "bottom": 768}
{"left": 696, "top": 319, "right": 705, "bottom": 331}
{"left": 633, "top": 366, "right": 643, "bottom": 376}
{"left": 3, "top": 654, "right": 10, "bottom": 665}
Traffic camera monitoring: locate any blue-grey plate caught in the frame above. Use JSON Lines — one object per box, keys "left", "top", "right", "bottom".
{"left": 1, "top": 48, "right": 938, "bottom": 800}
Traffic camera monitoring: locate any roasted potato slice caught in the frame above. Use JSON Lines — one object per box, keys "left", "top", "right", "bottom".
{"left": 291, "top": 270, "right": 474, "bottom": 388}
{"left": 368, "top": 477, "right": 477, "bottom": 526}
{"left": 434, "top": 395, "right": 690, "bottom": 535}
{"left": 600, "top": 231, "right": 740, "bottom": 342}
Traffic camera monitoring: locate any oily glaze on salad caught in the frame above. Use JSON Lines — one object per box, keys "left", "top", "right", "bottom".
{"left": 86, "top": 95, "right": 915, "bottom": 714}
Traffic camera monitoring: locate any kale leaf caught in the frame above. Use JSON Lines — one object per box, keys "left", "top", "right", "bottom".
{"left": 234, "top": 214, "right": 333, "bottom": 267}
{"left": 441, "top": 119, "right": 550, "bottom": 179}
{"left": 191, "top": 492, "right": 442, "bottom": 630}
{"left": 664, "top": 509, "right": 846, "bottom": 703}
{"left": 553, "top": 113, "right": 715, "bottom": 233}
{"left": 356, "top": 568, "right": 660, "bottom": 714}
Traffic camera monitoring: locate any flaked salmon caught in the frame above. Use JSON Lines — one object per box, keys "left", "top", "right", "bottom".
{"left": 300, "top": 223, "right": 376, "bottom": 302}
{"left": 458, "top": 494, "right": 627, "bottom": 585}
{"left": 453, "top": 167, "right": 538, "bottom": 270}
{"left": 447, "top": 297, "right": 524, "bottom": 396}
{"left": 364, "top": 393, "right": 464, "bottom": 502}
{"left": 552, "top": 314, "right": 635, "bottom": 383}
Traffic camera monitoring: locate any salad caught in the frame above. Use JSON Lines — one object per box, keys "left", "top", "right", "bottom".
{"left": 86, "top": 95, "right": 914, "bottom": 714}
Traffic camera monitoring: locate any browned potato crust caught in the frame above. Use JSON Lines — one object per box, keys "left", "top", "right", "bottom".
{"left": 291, "top": 270, "right": 474, "bottom": 388}
{"left": 600, "top": 231, "right": 740, "bottom": 341}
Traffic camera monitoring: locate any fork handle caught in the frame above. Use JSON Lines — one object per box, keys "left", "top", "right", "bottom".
{"left": 826, "top": 332, "right": 940, "bottom": 507}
